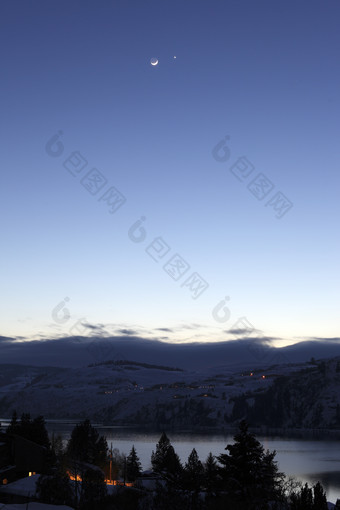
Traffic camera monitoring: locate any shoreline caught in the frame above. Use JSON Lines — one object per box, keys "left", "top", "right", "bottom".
{"left": 3, "top": 418, "right": 340, "bottom": 440}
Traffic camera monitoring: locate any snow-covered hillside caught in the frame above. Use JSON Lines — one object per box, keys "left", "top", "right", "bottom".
{"left": 0, "top": 358, "right": 339, "bottom": 431}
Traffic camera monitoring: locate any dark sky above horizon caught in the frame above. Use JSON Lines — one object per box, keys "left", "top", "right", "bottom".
{"left": 1, "top": 0, "right": 339, "bottom": 352}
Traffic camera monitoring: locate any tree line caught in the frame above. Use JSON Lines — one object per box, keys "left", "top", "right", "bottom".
{"left": 1, "top": 412, "right": 334, "bottom": 510}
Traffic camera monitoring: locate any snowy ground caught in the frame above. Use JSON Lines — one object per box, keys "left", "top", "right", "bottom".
{"left": 0, "top": 359, "right": 311, "bottom": 426}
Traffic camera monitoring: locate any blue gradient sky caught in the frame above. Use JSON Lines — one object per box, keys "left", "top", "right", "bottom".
{"left": 1, "top": 0, "right": 339, "bottom": 349}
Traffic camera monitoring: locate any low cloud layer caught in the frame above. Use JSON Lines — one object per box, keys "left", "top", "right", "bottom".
{"left": 0, "top": 332, "right": 339, "bottom": 370}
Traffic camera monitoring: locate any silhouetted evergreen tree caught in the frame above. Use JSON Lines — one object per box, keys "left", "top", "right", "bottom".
{"left": 31, "top": 415, "right": 50, "bottom": 447}
{"left": 288, "top": 482, "right": 328, "bottom": 510}
{"left": 312, "top": 481, "right": 328, "bottom": 510}
{"left": 6, "top": 411, "right": 50, "bottom": 448}
{"left": 151, "top": 432, "right": 182, "bottom": 479}
{"left": 290, "top": 483, "right": 313, "bottom": 510}
{"left": 66, "top": 419, "right": 108, "bottom": 468}
{"left": 183, "top": 448, "right": 204, "bottom": 491}
{"left": 218, "top": 420, "right": 283, "bottom": 508}
{"left": 204, "top": 452, "right": 219, "bottom": 493}
{"left": 126, "top": 445, "right": 142, "bottom": 481}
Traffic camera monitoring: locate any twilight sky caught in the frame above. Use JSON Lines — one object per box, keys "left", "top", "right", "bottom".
{"left": 1, "top": 0, "right": 339, "bottom": 353}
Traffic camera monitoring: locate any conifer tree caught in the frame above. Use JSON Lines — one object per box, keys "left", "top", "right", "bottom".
{"left": 290, "top": 483, "right": 313, "bottom": 510}
{"left": 204, "top": 452, "right": 219, "bottom": 492}
{"left": 66, "top": 419, "right": 108, "bottom": 468}
{"left": 126, "top": 445, "right": 142, "bottom": 481}
{"left": 31, "top": 415, "right": 50, "bottom": 447}
{"left": 312, "top": 481, "right": 328, "bottom": 510}
{"left": 218, "top": 420, "right": 283, "bottom": 508}
{"left": 183, "top": 448, "right": 204, "bottom": 491}
{"left": 151, "top": 432, "right": 182, "bottom": 477}
{"left": 6, "top": 411, "right": 50, "bottom": 448}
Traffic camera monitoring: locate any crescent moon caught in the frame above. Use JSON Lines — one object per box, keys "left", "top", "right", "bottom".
{"left": 150, "top": 58, "right": 158, "bottom": 66}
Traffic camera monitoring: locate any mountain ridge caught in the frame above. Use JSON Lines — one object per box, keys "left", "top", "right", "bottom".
{"left": 1, "top": 335, "right": 340, "bottom": 370}
{"left": 1, "top": 356, "right": 340, "bottom": 433}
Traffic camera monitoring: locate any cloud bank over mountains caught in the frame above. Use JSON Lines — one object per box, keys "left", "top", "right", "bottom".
{"left": 0, "top": 332, "right": 339, "bottom": 370}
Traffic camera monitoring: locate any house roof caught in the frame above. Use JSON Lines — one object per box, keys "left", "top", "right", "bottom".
{"left": 10, "top": 434, "right": 47, "bottom": 451}
{"left": 0, "top": 474, "right": 39, "bottom": 497}
{"left": 0, "top": 503, "right": 74, "bottom": 510}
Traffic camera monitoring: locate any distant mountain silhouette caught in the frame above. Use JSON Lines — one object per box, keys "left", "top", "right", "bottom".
{"left": 0, "top": 334, "right": 339, "bottom": 369}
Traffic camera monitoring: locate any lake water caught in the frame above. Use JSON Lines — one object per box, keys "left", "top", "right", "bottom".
{"left": 2, "top": 419, "right": 340, "bottom": 504}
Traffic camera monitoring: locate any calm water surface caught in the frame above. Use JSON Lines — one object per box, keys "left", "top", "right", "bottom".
{"left": 2, "top": 420, "right": 340, "bottom": 503}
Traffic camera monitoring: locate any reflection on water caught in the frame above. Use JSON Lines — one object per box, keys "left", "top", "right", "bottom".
{"left": 1, "top": 420, "right": 340, "bottom": 503}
